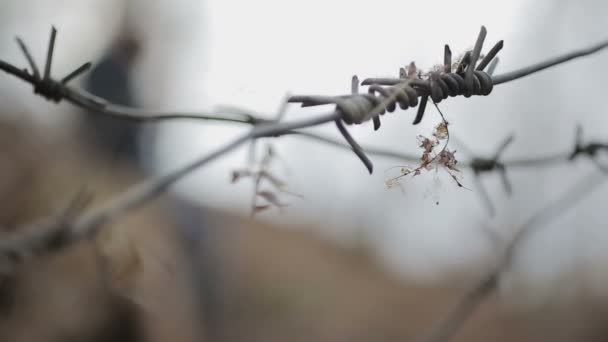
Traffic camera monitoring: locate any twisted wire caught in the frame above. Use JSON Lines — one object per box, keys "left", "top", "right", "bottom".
{"left": 14, "top": 27, "right": 92, "bottom": 103}
{"left": 289, "top": 26, "right": 503, "bottom": 129}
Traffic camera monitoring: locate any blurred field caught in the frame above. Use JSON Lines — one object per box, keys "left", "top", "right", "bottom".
{"left": 0, "top": 117, "right": 607, "bottom": 341}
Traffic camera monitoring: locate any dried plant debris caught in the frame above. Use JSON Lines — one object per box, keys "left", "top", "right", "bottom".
{"left": 231, "top": 144, "right": 301, "bottom": 215}
{"left": 399, "top": 61, "right": 422, "bottom": 80}
{"left": 385, "top": 118, "right": 465, "bottom": 191}
{"left": 398, "top": 50, "right": 483, "bottom": 81}
{"left": 433, "top": 121, "right": 449, "bottom": 140}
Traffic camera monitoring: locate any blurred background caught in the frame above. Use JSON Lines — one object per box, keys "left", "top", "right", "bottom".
{"left": 0, "top": 0, "right": 608, "bottom": 341}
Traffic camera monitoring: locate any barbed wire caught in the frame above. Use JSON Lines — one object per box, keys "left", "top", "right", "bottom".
{"left": 0, "top": 25, "right": 607, "bottom": 280}
{"left": 1, "top": 26, "right": 607, "bottom": 173}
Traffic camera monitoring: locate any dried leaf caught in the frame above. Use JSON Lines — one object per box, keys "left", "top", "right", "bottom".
{"left": 438, "top": 149, "right": 459, "bottom": 171}
{"left": 417, "top": 135, "right": 438, "bottom": 153}
{"left": 433, "top": 122, "right": 449, "bottom": 140}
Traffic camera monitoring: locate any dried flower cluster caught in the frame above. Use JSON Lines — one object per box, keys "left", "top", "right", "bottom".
{"left": 385, "top": 119, "right": 463, "bottom": 190}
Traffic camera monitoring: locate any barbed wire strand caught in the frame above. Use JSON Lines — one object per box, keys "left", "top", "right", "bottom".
{"left": 492, "top": 39, "right": 608, "bottom": 85}
{"left": 0, "top": 26, "right": 606, "bottom": 171}
{"left": 0, "top": 26, "right": 605, "bottom": 128}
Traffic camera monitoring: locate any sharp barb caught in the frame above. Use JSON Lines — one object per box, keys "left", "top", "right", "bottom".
{"left": 465, "top": 26, "right": 487, "bottom": 90}
{"left": 477, "top": 40, "right": 504, "bottom": 71}
{"left": 288, "top": 95, "right": 334, "bottom": 106}
{"left": 15, "top": 37, "right": 40, "bottom": 79}
{"left": 494, "top": 134, "right": 515, "bottom": 159}
{"left": 444, "top": 44, "right": 452, "bottom": 73}
{"left": 413, "top": 94, "right": 428, "bottom": 125}
{"left": 287, "top": 95, "right": 306, "bottom": 103}
{"left": 351, "top": 75, "right": 359, "bottom": 94}
{"left": 61, "top": 62, "right": 92, "bottom": 84}
{"left": 373, "top": 116, "right": 381, "bottom": 130}
{"left": 499, "top": 168, "right": 512, "bottom": 195}
{"left": 44, "top": 26, "right": 57, "bottom": 80}
{"left": 569, "top": 125, "right": 584, "bottom": 160}
{"left": 470, "top": 26, "right": 487, "bottom": 69}
{"left": 335, "top": 119, "right": 373, "bottom": 174}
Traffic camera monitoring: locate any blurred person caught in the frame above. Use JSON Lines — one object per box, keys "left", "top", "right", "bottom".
{"left": 80, "top": 34, "right": 141, "bottom": 163}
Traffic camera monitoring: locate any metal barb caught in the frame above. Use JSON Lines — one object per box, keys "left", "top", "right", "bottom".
{"left": 477, "top": 40, "right": 504, "bottom": 71}
{"left": 465, "top": 26, "right": 487, "bottom": 95}
{"left": 413, "top": 95, "right": 428, "bottom": 125}
{"left": 493, "top": 134, "right": 515, "bottom": 160}
{"left": 44, "top": 26, "right": 57, "bottom": 80}
{"left": 569, "top": 125, "right": 608, "bottom": 162}
{"left": 15, "top": 37, "right": 40, "bottom": 79}
{"left": 444, "top": 45, "right": 452, "bottom": 73}
{"left": 335, "top": 119, "right": 373, "bottom": 173}
{"left": 61, "top": 62, "right": 92, "bottom": 84}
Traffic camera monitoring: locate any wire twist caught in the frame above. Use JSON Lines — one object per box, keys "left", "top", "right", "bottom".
{"left": 288, "top": 26, "right": 502, "bottom": 173}
{"left": 289, "top": 26, "right": 503, "bottom": 130}
{"left": 15, "top": 26, "right": 92, "bottom": 103}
